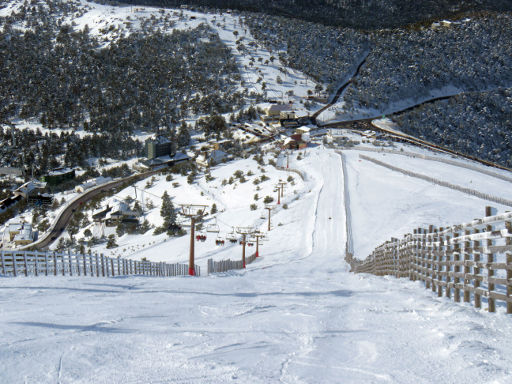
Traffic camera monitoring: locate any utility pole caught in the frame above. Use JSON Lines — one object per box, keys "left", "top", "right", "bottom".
{"left": 179, "top": 204, "right": 208, "bottom": 276}
{"left": 236, "top": 227, "right": 254, "bottom": 268}
{"left": 253, "top": 232, "right": 266, "bottom": 258}
{"left": 265, "top": 206, "right": 273, "bottom": 231}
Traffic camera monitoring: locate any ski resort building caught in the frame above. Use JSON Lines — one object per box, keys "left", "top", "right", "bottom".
{"left": 262, "top": 104, "right": 293, "bottom": 122}
{"left": 75, "top": 177, "right": 112, "bottom": 193}
{"left": 41, "top": 168, "right": 75, "bottom": 186}
{"left": 14, "top": 181, "right": 47, "bottom": 199}
{"left": 145, "top": 135, "right": 174, "bottom": 160}
{"left": 1, "top": 222, "right": 38, "bottom": 247}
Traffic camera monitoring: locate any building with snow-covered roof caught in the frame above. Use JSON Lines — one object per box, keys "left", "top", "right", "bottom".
{"left": 262, "top": 104, "right": 293, "bottom": 122}
{"left": 105, "top": 200, "right": 139, "bottom": 226}
{"left": 2, "top": 222, "right": 37, "bottom": 247}
{"left": 14, "top": 181, "right": 47, "bottom": 198}
{"left": 196, "top": 150, "right": 230, "bottom": 167}
{"left": 75, "top": 181, "right": 96, "bottom": 194}
{"left": 144, "top": 152, "right": 190, "bottom": 168}
{"left": 75, "top": 177, "right": 113, "bottom": 193}
{"left": 0, "top": 195, "right": 23, "bottom": 213}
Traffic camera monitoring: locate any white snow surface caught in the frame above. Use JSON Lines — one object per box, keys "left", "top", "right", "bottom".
{"left": 2, "top": 147, "right": 512, "bottom": 383}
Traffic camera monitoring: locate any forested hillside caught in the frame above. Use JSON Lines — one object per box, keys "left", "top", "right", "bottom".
{"left": 343, "top": 14, "right": 512, "bottom": 112}
{"left": 394, "top": 89, "right": 512, "bottom": 167}
{"left": 244, "top": 10, "right": 512, "bottom": 167}
{"left": 245, "top": 12, "right": 512, "bottom": 109}
{"left": 0, "top": 1, "right": 243, "bottom": 133}
{"left": 244, "top": 14, "right": 369, "bottom": 94}
{"left": 0, "top": 126, "right": 142, "bottom": 176}
{"left": 105, "top": 0, "right": 512, "bottom": 29}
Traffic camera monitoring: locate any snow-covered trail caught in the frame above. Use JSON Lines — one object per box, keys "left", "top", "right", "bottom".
{"left": 1, "top": 149, "right": 512, "bottom": 383}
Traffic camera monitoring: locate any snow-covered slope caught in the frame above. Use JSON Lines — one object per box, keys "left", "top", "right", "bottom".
{"left": 2, "top": 147, "right": 512, "bottom": 383}
{"left": 2, "top": 0, "right": 318, "bottom": 112}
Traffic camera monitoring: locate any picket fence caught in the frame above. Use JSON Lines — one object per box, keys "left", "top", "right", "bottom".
{"left": 0, "top": 250, "right": 200, "bottom": 277}
{"left": 207, "top": 253, "right": 257, "bottom": 274}
{"left": 346, "top": 207, "right": 512, "bottom": 314}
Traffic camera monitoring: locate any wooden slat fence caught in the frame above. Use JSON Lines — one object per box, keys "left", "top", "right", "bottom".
{"left": 207, "top": 253, "right": 258, "bottom": 274}
{"left": 347, "top": 207, "right": 512, "bottom": 314}
{"left": 0, "top": 250, "right": 200, "bottom": 278}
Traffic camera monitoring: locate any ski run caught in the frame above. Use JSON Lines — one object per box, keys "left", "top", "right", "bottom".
{"left": 2, "top": 145, "right": 512, "bottom": 383}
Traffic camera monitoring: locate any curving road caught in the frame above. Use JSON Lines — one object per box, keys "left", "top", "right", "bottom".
{"left": 18, "top": 170, "right": 160, "bottom": 251}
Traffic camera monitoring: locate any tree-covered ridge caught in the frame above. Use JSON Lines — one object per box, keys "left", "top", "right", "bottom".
{"left": 100, "top": 0, "right": 512, "bottom": 29}
{"left": 394, "top": 88, "right": 512, "bottom": 168}
{"left": 0, "top": 126, "right": 142, "bottom": 176}
{"left": 344, "top": 14, "right": 512, "bottom": 111}
{"left": 0, "top": 6, "right": 243, "bottom": 133}
{"left": 244, "top": 12, "right": 512, "bottom": 108}
{"left": 243, "top": 14, "right": 369, "bottom": 93}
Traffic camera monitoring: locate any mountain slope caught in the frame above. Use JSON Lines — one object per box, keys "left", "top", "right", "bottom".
{"left": 106, "top": 0, "right": 512, "bottom": 29}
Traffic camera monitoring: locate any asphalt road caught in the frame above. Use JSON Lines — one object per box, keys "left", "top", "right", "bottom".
{"left": 20, "top": 170, "right": 159, "bottom": 251}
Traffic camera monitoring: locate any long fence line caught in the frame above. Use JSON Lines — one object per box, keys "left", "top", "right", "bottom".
{"left": 207, "top": 253, "right": 257, "bottom": 274}
{"left": 347, "top": 146, "right": 512, "bottom": 183}
{"left": 359, "top": 154, "right": 512, "bottom": 207}
{"left": 346, "top": 207, "right": 512, "bottom": 314}
{"left": 276, "top": 166, "right": 305, "bottom": 181}
{"left": 338, "top": 152, "right": 354, "bottom": 257}
{"left": 0, "top": 250, "right": 200, "bottom": 277}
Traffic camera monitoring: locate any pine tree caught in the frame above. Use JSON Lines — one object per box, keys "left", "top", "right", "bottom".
{"left": 160, "top": 191, "right": 178, "bottom": 235}
{"left": 177, "top": 121, "right": 190, "bottom": 147}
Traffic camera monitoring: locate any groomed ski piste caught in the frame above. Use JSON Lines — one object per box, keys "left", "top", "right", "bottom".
{"left": 2, "top": 142, "right": 512, "bottom": 383}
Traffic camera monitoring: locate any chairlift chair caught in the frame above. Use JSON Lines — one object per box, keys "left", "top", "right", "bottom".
{"left": 196, "top": 232, "right": 207, "bottom": 242}
{"left": 226, "top": 228, "right": 238, "bottom": 244}
{"left": 206, "top": 217, "right": 220, "bottom": 233}
{"left": 215, "top": 236, "right": 225, "bottom": 246}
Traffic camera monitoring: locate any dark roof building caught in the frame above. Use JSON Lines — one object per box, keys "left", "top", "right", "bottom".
{"left": 144, "top": 152, "right": 190, "bottom": 168}
{"left": 41, "top": 168, "right": 75, "bottom": 186}
{"left": 145, "top": 135, "right": 174, "bottom": 160}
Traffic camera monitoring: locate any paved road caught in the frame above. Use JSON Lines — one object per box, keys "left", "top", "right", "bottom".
{"left": 19, "top": 170, "right": 159, "bottom": 251}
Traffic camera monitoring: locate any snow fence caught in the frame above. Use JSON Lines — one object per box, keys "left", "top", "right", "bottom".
{"left": 350, "top": 147, "right": 512, "bottom": 183}
{"left": 0, "top": 250, "right": 200, "bottom": 277}
{"left": 359, "top": 154, "right": 512, "bottom": 207}
{"left": 207, "top": 253, "right": 257, "bottom": 274}
{"left": 347, "top": 207, "right": 512, "bottom": 314}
